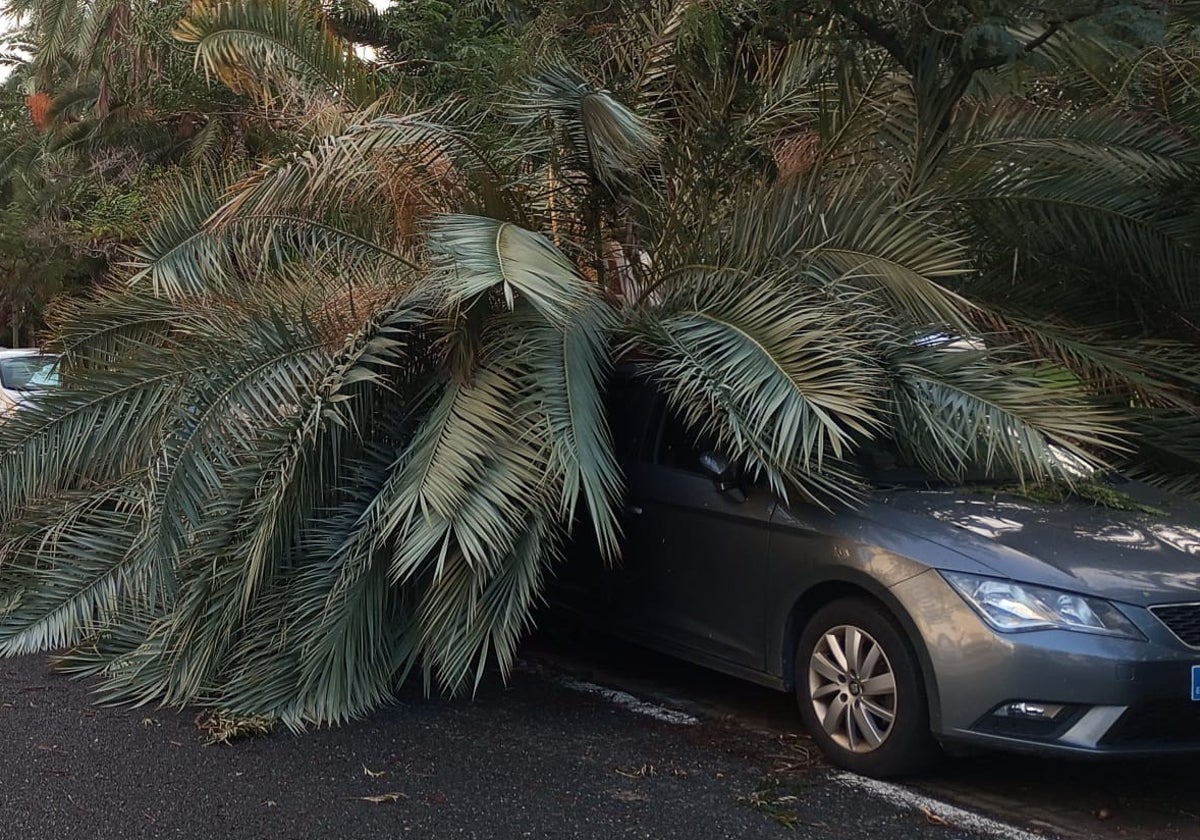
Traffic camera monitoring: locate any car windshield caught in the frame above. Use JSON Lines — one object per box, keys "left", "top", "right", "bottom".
{"left": 0, "top": 355, "right": 61, "bottom": 392}
{"left": 857, "top": 439, "right": 1091, "bottom": 488}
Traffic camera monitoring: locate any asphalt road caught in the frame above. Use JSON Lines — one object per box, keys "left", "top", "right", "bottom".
{"left": 5, "top": 652, "right": 1017, "bottom": 840}
{"left": 525, "top": 628, "right": 1200, "bottom": 840}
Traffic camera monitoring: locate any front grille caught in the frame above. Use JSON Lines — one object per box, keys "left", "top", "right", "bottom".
{"left": 1099, "top": 700, "right": 1200, "bottom": 747}
{"left": 1150, "top": 603, "right": 1200, "bottom": 648}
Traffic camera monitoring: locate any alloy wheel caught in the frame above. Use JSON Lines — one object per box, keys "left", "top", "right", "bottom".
{"left": 807, "top": 624, "right": 897, "bottom": 753}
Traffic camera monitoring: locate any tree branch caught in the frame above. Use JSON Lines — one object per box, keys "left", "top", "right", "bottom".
{"left": 827, "top": 0, "right": 915, "bottom": 73}
{"left": 968, "top": 21, "right": 1062, "bottom": 71}
{"left": 1021, "top": 21, "right": 1064, "bottom": 55}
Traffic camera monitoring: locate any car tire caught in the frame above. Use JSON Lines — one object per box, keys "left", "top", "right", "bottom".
{"left": 794, "top": 597, "right": 941, "bottom": 778}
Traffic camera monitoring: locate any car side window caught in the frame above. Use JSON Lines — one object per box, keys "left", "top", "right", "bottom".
{"left": 654, "top": 405, "right": 713, "bottom": 474}
{"left": 604, "top": 376, "right": 651, "bottom": 460}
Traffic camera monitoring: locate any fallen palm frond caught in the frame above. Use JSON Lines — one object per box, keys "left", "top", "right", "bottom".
{"left": 195, "top": 709, "right": 278, "bottom": 745}
{"left": 1, "top": 2, "right": 1198, "bottom": 728}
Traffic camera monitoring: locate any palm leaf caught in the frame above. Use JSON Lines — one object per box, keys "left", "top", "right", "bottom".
{"left": 0, "top": 361, "right": 190, "bottom": 519}
{"left": 523, "top": 301, "right": 622, "bottom": 559}
{"left": 125, "top": 170, "right": 241, "bottom": 297}
{"left": 887, "top": 338, "right": 1126, "bottom": 483}
{"left": 0, "top": 476, "right": 148, "bottom": 656}
{"left": 427, "top": 214, "right": 595, "bottom": 323}
{"left": 139, "top": 316, "right": 330, "bottom": 597}
{"left": 509, "top": 65, "right": 658, "bottom": 189}
{"left": 971, "top": 310, "right": 1200, "bottom": 408}
{"left": 708, "top": 178, "right": 977, "bottom": 331}
{"left": 210, "top": 110, "right": 507, "bottom": 254}
{"left": 945, "top": 104, "right": 1200, "bottom": 306}
{"left": 48, "top": 289, "right": 200, "bottom": 369}
{"left": 174, "top": 0, "right": 377, "bottom": 107}
{"left": 952, "top": 103, "right": 1198, "bottom": 181}
{"left": 415, "top": 512, "right": 558, "bottom": 695}
{"left": 1120, "top": 408, "right": 1200, "bottom": 502}
{"left": 632, "top": 269, "right": 886, "bottom": 504}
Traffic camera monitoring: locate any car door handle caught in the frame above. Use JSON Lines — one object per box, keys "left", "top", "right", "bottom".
{"left": 626, "top": 504, "right": 643, "bottom": 516}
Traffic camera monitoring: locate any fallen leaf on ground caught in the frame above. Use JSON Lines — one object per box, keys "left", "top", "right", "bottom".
{"left": 195, "top": 710, "right": 276, "bottom": 745}
{"left": 356, "top": 793, "right": 406, "bottom": 804}
{"left": 615, "top": 764, "right": 656, "bottom": 778}
{"left": 921, "top": 806, "right": 950, "bottom": 826}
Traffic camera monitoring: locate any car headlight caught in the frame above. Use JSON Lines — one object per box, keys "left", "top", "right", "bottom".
{"left": 942, "top": 572, "right": 1143, "bottom": 640}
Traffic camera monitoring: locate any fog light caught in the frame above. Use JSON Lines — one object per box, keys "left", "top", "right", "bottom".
{"left": 994, "top": 701, "right": 1066, "bottom": 720}
{"left": 974, "top": 701, "right": 1082, "bottom": 739}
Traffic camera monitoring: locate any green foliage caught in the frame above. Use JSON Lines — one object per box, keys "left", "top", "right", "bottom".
{"left": 0, "top": 201, "right": 93, "bottom": 345}
{"left": 61, "top": 170, "right": 180, "bottom": 247}
{"left": 979, "top": 481, "right": 1167, "bottom": 516}
{"left": 373, "top": 0, "right": 521, "bottom": 103}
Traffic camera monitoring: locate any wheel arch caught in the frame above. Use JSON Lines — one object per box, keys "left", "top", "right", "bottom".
{"left": 779, "top": 571, "right": 942, "bottom": 731}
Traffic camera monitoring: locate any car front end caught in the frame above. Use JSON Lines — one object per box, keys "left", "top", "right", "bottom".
{"left": 889, "top": 567, "right": 1200, "bottom": 757}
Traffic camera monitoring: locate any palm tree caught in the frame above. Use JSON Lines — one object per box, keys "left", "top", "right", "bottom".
{"left": 0, "top": 0, "right": 1194, "bottom": 726}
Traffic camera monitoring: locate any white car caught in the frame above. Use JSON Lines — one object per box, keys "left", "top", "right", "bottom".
{"left": 0, "top": 348, "right": 60, "bottom": 413}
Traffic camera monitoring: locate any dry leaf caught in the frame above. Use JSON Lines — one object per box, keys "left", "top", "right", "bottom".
{"left": 356, "top": 793, "right": 406, "bottom": 804}
{"left": 921, "top": 806, "right": 950, "bottom": 826}
{"left": 615, "top": 764, "right": 656, "bottom": 778}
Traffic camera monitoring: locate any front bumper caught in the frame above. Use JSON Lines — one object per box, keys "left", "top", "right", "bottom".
{"left": 890, "top": 570, "right": 1200, "bottom": 757}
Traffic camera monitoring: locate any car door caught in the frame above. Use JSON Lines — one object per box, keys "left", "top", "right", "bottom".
{"left": 610, "top": 399, "right": 775, "bottom": 672}
{"left": 551, "top": 376, "right": 657, "bottom": 615}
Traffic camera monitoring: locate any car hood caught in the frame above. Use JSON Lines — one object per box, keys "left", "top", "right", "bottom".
{"left": 873, "top": 484, "right": 1200, "bottom": 606}
{"left": 4, "top": 389, "right": 52, "bottom": 411}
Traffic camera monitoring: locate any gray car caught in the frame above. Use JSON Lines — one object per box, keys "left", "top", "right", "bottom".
{"left": 555, "top": 380, "right": 1200, "bottom": 777}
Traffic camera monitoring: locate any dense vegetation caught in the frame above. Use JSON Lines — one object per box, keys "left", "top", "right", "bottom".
{"left": 0, "top": 0, "right": 1198, "bottom": 725}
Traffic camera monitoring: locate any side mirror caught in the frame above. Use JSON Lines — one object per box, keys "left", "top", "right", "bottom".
{"left": 698, "top": 451, "right": 745, "bottom": 500}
